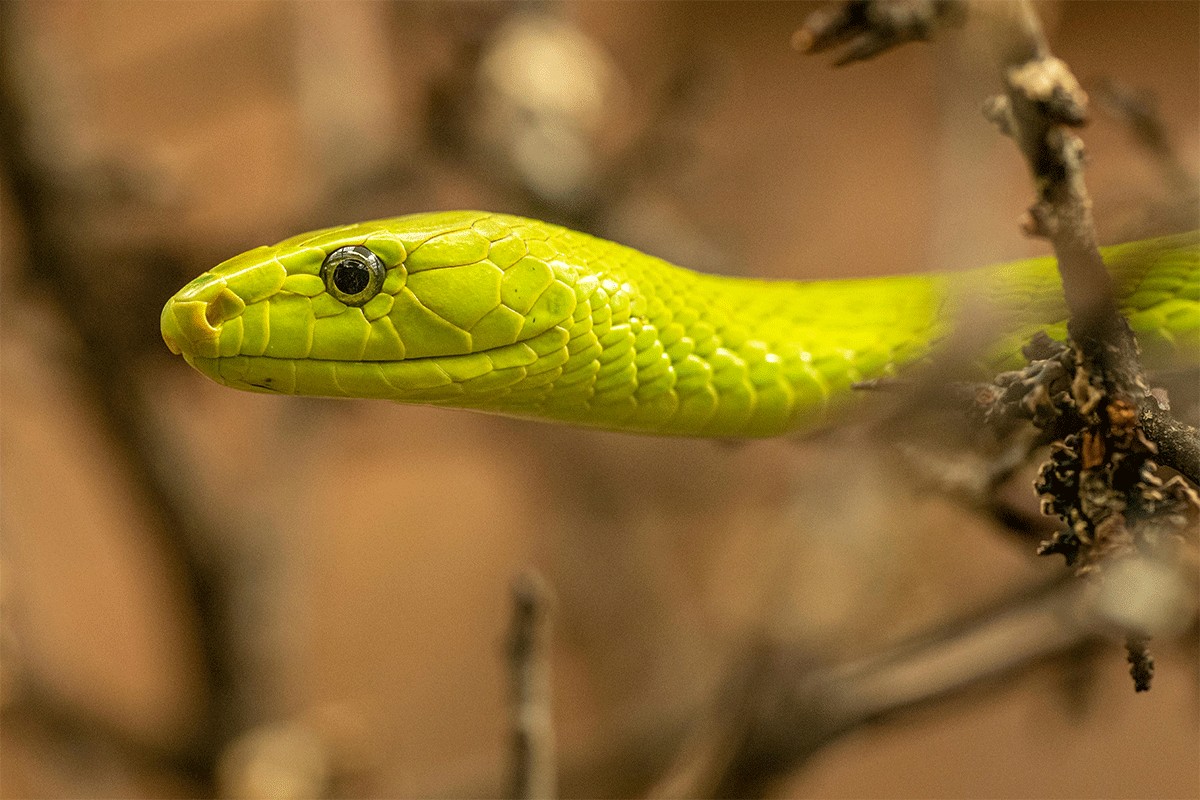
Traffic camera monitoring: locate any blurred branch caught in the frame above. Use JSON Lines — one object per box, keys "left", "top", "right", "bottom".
{"left": 426, "top": 5, "right": 726, "bottom": 270}
{"left": 0, "top": 5, "right": 254, "bottom": 789}
{"left": 444, "top": 570, "right": 1197, "bottom": 800}
{"left": 507, "top": 570, "right": 557, "bottom": 800}
{"left": 2, "top": 667, "right": 209, "bottom": 786}
{"left": 0, "top": 548, "right": 207, "bottom": 785}
{"left": 654, "top": 570, "right": 1195, "bottom": 798}
{"left": 794, "top": 0, "right": 966, "bottom": 65}
{"left": 1092, "top": 78, "right": 1200, "bottom": 211}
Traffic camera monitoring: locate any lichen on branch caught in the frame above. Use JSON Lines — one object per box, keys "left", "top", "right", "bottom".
{"left": 802, "top": 0, "right": 1198, "bottom": 692}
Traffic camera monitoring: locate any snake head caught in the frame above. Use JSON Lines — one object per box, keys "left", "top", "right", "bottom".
{"left": 161, "top": 211, "right": 581, "bottom": 401}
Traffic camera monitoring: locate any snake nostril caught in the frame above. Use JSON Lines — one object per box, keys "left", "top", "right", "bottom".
{"left": 204, "top": 286, "right": 247, "bottom": 328}
{"left": 162, "top": 298, "right": 223, "bottom": 359}
{"left": 204, "top": 300, "right": 222, "bottom": 328}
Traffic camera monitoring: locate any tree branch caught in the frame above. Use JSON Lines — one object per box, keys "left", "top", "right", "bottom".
{"left": 794, "top": 0, "right": 967, "bottom": 65}
{"left": 981, "top": 1, "right": 1197, "bottom": 691}
{"left": 506, "top": 570, "right": 556, "bottom": 800}
{"left": 799, "top": 0, "right": 1199, "bottom": 692}
{"left": 652, "top": 578, "right": 1145, "bottom": 799}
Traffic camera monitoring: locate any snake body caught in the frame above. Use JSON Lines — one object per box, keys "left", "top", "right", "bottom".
{"left": 161, "top": 212, "right": 1199, "bottom": 437}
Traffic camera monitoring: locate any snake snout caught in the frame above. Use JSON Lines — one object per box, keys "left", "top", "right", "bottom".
{"left": 161, "top": 278, "right": 248, "bottom": 360}
{"left": 161, "top": 298, "right": 219, "bottom": 359}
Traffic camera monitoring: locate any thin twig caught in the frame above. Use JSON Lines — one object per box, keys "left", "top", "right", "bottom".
{"left": 507, "top": 570, "right": 556, "bottom": 800}
{"left": 990, "top": 4, "right": 1131, "bottom": 368}
{"left": 794, "top": 0, "right": 967, "bottom": 66}
{"left": 1092, "top": 78, "right": 1200, "bottom": 211}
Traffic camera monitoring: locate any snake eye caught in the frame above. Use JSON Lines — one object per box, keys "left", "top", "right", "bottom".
{"left": 321, "top": 245, "right": 386, "bottom": 306}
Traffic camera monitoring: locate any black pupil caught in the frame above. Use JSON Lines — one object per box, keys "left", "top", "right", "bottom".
{"left": 333, "top": 260, "right": 371, "bottom": 295}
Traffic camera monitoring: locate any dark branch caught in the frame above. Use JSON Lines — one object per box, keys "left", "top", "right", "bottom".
{"left": 506, "top": 570, "right": 556, "bottom": 800}
{"left": 793, "top": 0, "right": 967, "bottom": 65}
{"left": 0, "top": 5, "right": 256, "bottom": 786}
{"left": 981, "top": 0, "right": 1198, "bottom": 692}
{"left": 800, "top": 0, "right": 1197, "bottom": 698}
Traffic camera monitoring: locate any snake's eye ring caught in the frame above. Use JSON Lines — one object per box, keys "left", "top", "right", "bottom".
{"left": 321, "top": 245, "right": 386, "bottom": 306}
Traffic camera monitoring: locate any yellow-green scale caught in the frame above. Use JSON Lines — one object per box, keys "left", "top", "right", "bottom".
{"left": 451, "top": 220, "right": 950, "bottom": 437}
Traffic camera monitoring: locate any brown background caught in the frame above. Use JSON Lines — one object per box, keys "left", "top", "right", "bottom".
{"left": 1, "top": 2, "right": 1197, "bottom": 798}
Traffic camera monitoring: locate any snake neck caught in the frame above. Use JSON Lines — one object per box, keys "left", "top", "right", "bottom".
{"left": 449, "top": 227, "right": 1199, "bottom": 437}
{"left": 446, "top": 228, "right": 949, "bottom": 437}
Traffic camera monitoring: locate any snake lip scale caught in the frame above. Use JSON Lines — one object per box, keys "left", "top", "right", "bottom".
{"left": 162, "top": 211, "right": 1199, "bottom": 438}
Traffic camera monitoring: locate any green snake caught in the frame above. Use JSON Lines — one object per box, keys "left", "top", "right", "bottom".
{"left": 161, "top": 211, "right": 1199, "bottom": 437}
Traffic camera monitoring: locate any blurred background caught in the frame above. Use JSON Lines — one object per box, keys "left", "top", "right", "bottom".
{"left": 0, "top": 1, "right": 1197, "bottom": 798}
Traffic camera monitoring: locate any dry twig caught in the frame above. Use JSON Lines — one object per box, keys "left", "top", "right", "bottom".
{"left": 981, "top": 0, "right": 1197, "bottom": 690}
{"left": 802, "top": 0, "right": 1198, "bottom": 692}
{"left": 507, "top": 570, "right": 557, "bottom": 800}
{"left": 794, "top": 0, "right": 967, "bottom": 65}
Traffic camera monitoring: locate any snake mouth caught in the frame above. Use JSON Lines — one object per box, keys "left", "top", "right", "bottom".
{"left": 186, "top": 327, "right": 566, "bottom": 401}
{"left": 187, "top": 354, "right": 457, "bottom": 399}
